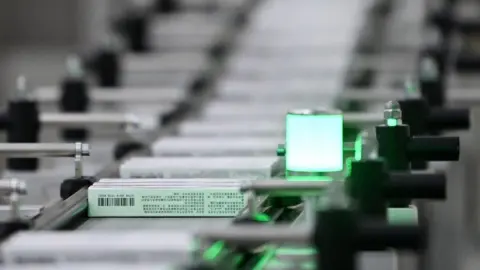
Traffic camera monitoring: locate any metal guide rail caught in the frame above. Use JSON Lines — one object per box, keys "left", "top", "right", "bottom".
{"left": 0, "top": 0, "right": 467, "bottom": 270}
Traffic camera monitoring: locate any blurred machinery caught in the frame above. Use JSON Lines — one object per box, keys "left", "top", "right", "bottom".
{"left": 0, "top": 0, "right": 479, "bottom": 269}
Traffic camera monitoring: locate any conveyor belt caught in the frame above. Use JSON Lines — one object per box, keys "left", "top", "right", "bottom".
{"left": 63, "top": 2, "right": 410, "bottom": 270}
{"left": 73, "top": 0, "right": 369, "bottom": 232}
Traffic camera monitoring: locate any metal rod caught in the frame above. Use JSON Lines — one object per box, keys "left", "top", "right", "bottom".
{"left": 0, "top": 179, "right": 27, "bottom": 196}
{"left": 34, "top": 87, "right": 185, "bottom": 103}
{"left": 40, "top": 113, "right": 140, "bottom": 128}
{"left": 246, "top": 192, "right": 258, "bottom": 215}
{"left": 74, "top": 142, "right": 84, "bottom": 178}
{"left": 343, "top": 112, "right": 383, "bottom": 127}
{"left": 10, "top": 192, "right": 20, "bottom": 221}
{"left": 240, "top": 181, "right": 331, "bottom": 196}
{"left": 196, "top": 225, "right": 310, "bottom": 245}
{"left": 0, "top": 143, "right": 89, "bottom": 158}
{"left": 340, "top": 91, "right": 404, "bottom": 101}
{"left": 303, "top": 196, "right": 318, "bottom": 224}
{"left": 339, "top": 88, "right": 480, "bottom": 103}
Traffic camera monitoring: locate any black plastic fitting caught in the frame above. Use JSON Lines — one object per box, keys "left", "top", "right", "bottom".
{"left": 427, "top": 9, "right": 454, "bottom": 39}
{"left": 60, "top": 176, "right": 96, "bottom": 200}
{"left": 428, "top": 108, "right": 470, "bottom": 131}
{"left": 398, "top": 99, "right": 429, "bottom": 169}
{"left": 398, "top": 99, "right": 429, "bottom": 136}
{"left": 116, "top": 10, "right": 150, "bottom": 53}
{"left": 91, "top": 48, "right": 121, "bottom": 87}
{"left": 348, "top": 159, "right": 446, "bottom": 219}
{"left": 155, "top": 0, "right": 180, "bottom": 14}
{"left": 314, "top": 208, "right": 357, "bottom": 270}
{"left": 419, "top": 47, "right": 448, "bottom": 77}
{"left": 0, "top": 113, "right": 8, "bottom": 130}
{"left": 388, "top": 172, "right": 446, "bottom": 200}
{"left": 399, "top": 98, "right": 470, "bottom": 134}
{"left": 60, "top": 77, "right": 90, "bottom": 141}
{"left": 347, "top": 159, "right": 387, "bottom": 219}
{"left": 408, "top": 136, "right": 459, "bottom": 161}
{"left": 0, "top": 220, "right": 31, "bottom": 241}
{"left": 376, "top": 125, "right": 410, "bottom": 171}
{"left": 7, "top": 100, "right": 40, "bottom": 171}
{"left": 419, "top": 71, "right": 445, "bottom": 108}
{"left": 456, "top": 19, "right": 480, "bottom": 34}
{"left": 314, "top": 208, "right": 426, "bottom": 270}
{"left": 456, "top": 53, "right": 480, "bottom": 73}
{"left": 357, "top": 219, "right": 427, "bottom": 251}
{"left": 376, "top": 124, "right": 460, "bottom": 171}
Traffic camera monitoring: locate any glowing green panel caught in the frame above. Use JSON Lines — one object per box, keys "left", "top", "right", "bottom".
{"left": 286, "top": 113, "right": 343, "bottom": 173}
{"left": 354, "top": 133, "right": 363, "bottom": 161}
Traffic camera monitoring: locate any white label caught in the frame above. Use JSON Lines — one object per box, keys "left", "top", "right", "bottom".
{"left": 88, "top": 187, "right": 247, "bottom": 217}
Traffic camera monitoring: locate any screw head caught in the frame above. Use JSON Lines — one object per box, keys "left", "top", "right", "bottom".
{"left": 383, "top": 101, "right": 402, "bottom": 120}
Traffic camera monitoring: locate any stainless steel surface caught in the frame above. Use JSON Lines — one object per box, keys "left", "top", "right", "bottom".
{"left": 197, "top": 225, "right": 309, "bottom": 244}
{"left": 241, "top": 180, "right": 330, "bottom": 196}
{"left": 344, "top": 112, "right": 383, "bottom": 127}
{"left": 0, "top": 143, "right": 89, "bottom": 157}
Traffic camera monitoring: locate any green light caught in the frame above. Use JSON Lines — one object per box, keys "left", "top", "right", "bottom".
{"left": 354, "top": 133, "right": 363, "bottom": 161}
{"left": 203, "top": 241, "right": 225, "bottom": 260}
{"left": 285, "top": 109, "right": 343, "bottom": 174}
{"left": 387, "top": 119, "right": 398, "bottom": 126}
{"left": 253, "top": 213, "right": 271, "bottom": 222}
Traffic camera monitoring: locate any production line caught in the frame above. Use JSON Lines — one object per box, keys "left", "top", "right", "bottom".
{"left": 0, "top": 0, "right": 479, "bottom": 269}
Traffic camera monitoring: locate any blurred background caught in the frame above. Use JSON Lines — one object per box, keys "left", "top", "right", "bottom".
{"left": 0, "top": 0, "right": 128, "bottom": 101}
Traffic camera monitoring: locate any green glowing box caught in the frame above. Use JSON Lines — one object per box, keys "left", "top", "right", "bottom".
{"left": 285, "top": 109, "right": 343, "bottom": 176}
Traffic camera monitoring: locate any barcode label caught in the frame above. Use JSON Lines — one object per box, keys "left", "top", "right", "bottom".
{"left": 88, "top": 187, "right": 248, "bottom": 217}
{"left": 97, "top": 198, "right": 135, "bottom": 207}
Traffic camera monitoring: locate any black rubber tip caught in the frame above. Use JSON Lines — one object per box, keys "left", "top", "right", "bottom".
{"left": 0, "top": 112, "right": 8, "bottom": 130}
{"left": 359, "top": 220, "right": 427, "bottom": 251}
{"left": 428, "top": 108, "right": 470, "bottom": 132}
{"left": 409, "top": 136, "right": 460, "bottom": 161}
{"left": 117, "top": 10, "right": 150, "bottom": 53}
{"left": 91, "top": 49, "right": 121, "bottom": 87}
{"left": 388, "top": 172, "right": 446, "bottom": 200}
{"left": 7, "top": 158, "right": 39, "bottom": 172}
{"left": 456, "top": 54, "right": 480, "bottom": 73}
{"left": 113, "top": 141, "right": 145, "bottom": 161}
{"left": 60, "top": 176, "right": 96, "bottom": 200}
